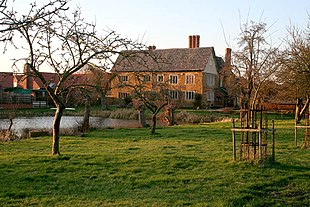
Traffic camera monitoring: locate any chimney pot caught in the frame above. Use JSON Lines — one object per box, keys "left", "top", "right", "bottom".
{"left": 196, "top": 35, "right": 200, "bottom": 48}
{"left": 225, "top": 48, "right": 232, "bottom": 65}
{"left": 189, "top": 35, "right": 193, "bottom": 48}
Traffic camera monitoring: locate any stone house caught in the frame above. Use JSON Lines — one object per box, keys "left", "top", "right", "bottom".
{"left": 110, "top": 35, "right": 232, "bottom": 108}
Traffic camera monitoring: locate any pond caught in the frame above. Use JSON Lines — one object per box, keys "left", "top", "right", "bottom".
{"left": 0, "top": 116, "right": 142, "bottom": 133}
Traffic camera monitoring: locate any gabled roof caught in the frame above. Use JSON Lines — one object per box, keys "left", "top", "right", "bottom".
{"left": 112, "top": 47, "right": 218, "bottom": 72}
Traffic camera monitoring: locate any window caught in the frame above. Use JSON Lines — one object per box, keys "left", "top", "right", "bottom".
{"left": 144, "top": 75, "right": 151, "bottom": 82}
{"left": 207, "top": 91, "right": 214, "bottom": 101}
{"left": 185, "top": 91, "right": 195, "bottom": 100}
{"left": 169, "top": 90, "right": 178, "bottom": 100}
{"left": 169, "top": 75, "right": 178, "bottom": 84}
{"left": 118, "top": 92, "right": 129, "bottom": 99}
{"left": 119, "top": 75, "right": 128, "bottom": 82}
{"left": 185, "top": 74, "right": 195, "bottom": 84}
{"left": 157, "top": 74, "right": 164, "bottom": 82}
{"left": 206, "top": 74, "right": 215, "bottom": 86}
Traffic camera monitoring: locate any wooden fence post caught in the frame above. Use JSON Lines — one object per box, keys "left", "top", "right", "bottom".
{"left": 294, "top": 120, "right": 297, "bottom": 146}
{"left": 232, "top": 119, "right": 236, "bottom": 161}
{"left": 272, "top": 120, "right": 275, "bottom": 163}
{"left": 258, "top": 122, "right": 262, "bottom": 159}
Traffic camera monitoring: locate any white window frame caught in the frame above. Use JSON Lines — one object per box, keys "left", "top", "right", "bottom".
{"left": 169, "top": 90, "right": 179, "bottom": 100}
{"left": 144, "top": 74, "right": 151, "bottom": 82}
{"left": 206, "top": 74, "right": 215, "bottom": 86}
{"left": 207, "top": 91, "right": 214, "bottom": 101}
{"left": 185, "top": 91, "right": 195, "bottom": 100}
{"left": 119, "top": 75, "right": 128, "bottom": 82}
{"left": 157, "top": 74, "right": 164, "bottom": 83}
{"left": 169, "top": 75, "right": 178, "bottom": 84}
{"left": 118, "top": 92, "right": 129, "bottom": 99}
{"left": 185, "top": 74, "right": 195, "bottom": 84}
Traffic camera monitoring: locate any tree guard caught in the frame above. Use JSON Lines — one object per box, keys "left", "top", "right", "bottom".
{"left": 231, "top": 108, "right": 275, "bottom": 162}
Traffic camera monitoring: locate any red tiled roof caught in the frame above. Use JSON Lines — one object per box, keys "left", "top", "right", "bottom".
{"left": 0, "top": 72, "right": 14, "bottom": 88}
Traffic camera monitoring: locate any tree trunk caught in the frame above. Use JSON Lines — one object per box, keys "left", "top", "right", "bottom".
{"left": 295, "top": 96, "right": 310, "bottom": 123}
{"left": 151, "top": 114, "right": 156, "bottom": 134}
{"left": 295, "top": 98, "right": 303, "bottom": 123}
{"left": 82, "top": 95, "right": 91, "bottom": 132}
{"left": 138, "top": 105, "right": 148, "bottom": 128}
{"left": 100, "top": 91, "right": 107, "bottom": 110}
{"left": 8, "top": 118, "right": 13, "bottom": 131}
{"left": 52, "top": 105, "right": 64, "bottom": 155}
{"left": 165, "top": 107, "right": 175, "bottom": 126}
{"left": 304, "top": 104, "right": 310, "bottom": 148}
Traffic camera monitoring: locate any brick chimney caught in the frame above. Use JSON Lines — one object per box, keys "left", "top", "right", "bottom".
{"left": 189, "top": 35, "right": 200, "bottom": 48}
{"left": 225, "top": 48, "right": 232, "bottom": 65}
{"left": 23, "top": 63, "right": 33, "bottom": 89}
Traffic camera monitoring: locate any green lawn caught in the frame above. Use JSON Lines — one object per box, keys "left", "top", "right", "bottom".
{"left": 0, "top": 121, "right": 309, "bottom": 206}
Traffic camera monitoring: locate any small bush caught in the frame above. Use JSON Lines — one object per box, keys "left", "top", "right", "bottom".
{"left": 0, "top": 129, "right": 19, "bottom": 141}
{"left": 20, "top": 128, "right": 31, "bottom": 139}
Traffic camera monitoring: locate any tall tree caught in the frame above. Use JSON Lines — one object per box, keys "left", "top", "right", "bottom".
{"left": 232, "top": 21, "right": 281, "bottom": 110}
{"left": 278, "top": 15, "right": 310, "bottom": 149}
{"left": 278, "top": 15, "right": 310, "bottom": 123}
{"left": 1, "top": 1, "right": 144, "bottom": 155}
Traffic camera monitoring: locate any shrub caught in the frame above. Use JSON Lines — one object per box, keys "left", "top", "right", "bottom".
{"left": 92, "top": 110, "right": 111, "bottom": 118}
{"left": 109, "top": 108, "right": 138, "bottom": 120}
{"left": 175, "top": 111, "right": 225, "bottom": 124}
{"left": 0, "top": 129, "right": 19, "bottom": 141}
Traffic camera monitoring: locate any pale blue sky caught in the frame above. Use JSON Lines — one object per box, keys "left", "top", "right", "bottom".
{"left": 1, "top": 0, "right": 309, "bottom": 71}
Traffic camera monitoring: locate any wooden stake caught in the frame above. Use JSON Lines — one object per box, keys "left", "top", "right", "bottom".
{"left": 232, "top": 119, "right": 236, "bottom": 161}
{"left": 294, "top": 120, "right": 297, "bottom": 146}
{"left": 272, "top": 120, "right": 275, "bottom": 163}
{"left": 258, "top": 122, "right": 262, "bottom": 159}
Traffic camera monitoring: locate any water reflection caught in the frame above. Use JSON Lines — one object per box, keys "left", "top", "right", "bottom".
{"left": 0, "top": 116, "right": 142, "bottom": 132}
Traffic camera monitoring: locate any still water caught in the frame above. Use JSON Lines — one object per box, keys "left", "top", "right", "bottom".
{"left": 0, "top": 116, "right": 142, "bottom": 132}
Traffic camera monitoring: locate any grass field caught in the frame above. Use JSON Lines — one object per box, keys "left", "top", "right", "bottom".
{"left": 0, "top": 120, "right": 309, "bottom": 206}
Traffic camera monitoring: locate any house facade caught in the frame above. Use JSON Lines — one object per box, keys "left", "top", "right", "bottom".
{"left": 110, "top": 35, "right": 232, "bottom": 108}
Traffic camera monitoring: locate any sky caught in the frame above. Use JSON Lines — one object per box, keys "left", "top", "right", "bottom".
{"left": 0, "top": 0, "right": 309, "bottom": 72}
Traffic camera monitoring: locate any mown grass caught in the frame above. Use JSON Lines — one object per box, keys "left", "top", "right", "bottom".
{"left": 0, "top": 120, "right": 309, "bottom": 206}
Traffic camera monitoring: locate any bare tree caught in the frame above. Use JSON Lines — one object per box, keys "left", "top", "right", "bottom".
{"left": 84, "top": 63, "right": 115, "bottom": 110}
{"left": 112, "top": 49, "right": 182, "bottom": 134}
{"left": 0, "top": 0, "right": 68, "bottom": 42}
{"left": 278, "top": 15, "right": 310, "bottom": 123}
{"left": 1, "top": 2, "right": 145, "bottom": 155}
{"left": 232, "top": 21, "right": 281, "bottom": 110}
{"left": 118, "top": 71, "right": 169, "bottom": 134}
{"left": 278, "top": 15, "right": 310, "bottom": 148}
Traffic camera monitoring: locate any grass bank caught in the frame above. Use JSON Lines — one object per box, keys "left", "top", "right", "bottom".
{"left": 0, "top": 121, "right": 309, "bottom": 206}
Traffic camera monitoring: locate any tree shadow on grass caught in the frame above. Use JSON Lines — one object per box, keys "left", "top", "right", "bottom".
{"left": 271, "top": 162, "right": 310, "bottom": 172}
{"left": 226, "top": 164, "right": 310, "bottom": 207}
